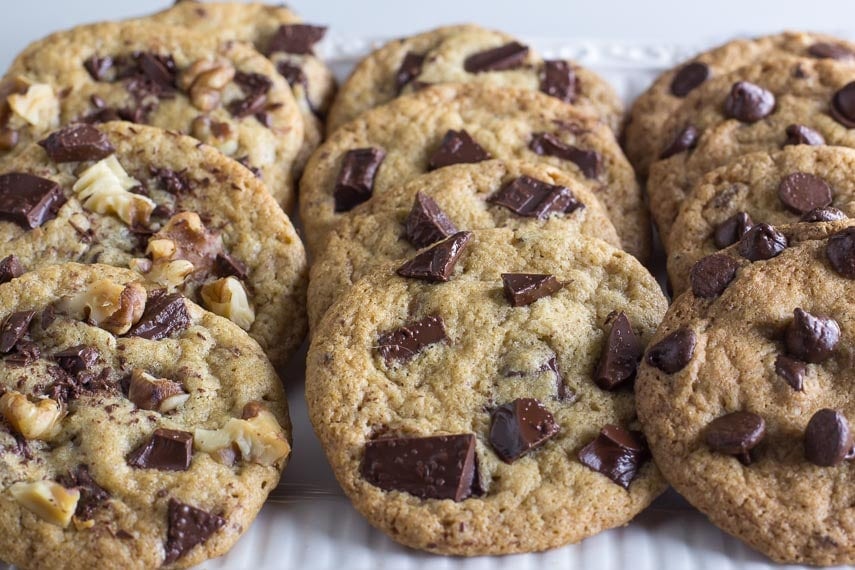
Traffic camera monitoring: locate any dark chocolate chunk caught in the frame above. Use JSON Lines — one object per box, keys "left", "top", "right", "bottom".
{"left": 831, "top": 81, "right": 855, "bottom": 128}
{"left": 0, "top": 310, "right": 34, "bottom": 353}
{"left": 164, "top": 499, "right": 225, "bottom": 564}
{"left": 827, "top": 227, "right": 855, "bottom": 277}
{"left": 377, "top": 315, "right": 447, "bottom": 364}
{"left": 405, "top": 192, "right": 458, "bottom": 249}
{"left": 57, "top": 465, "right": 109, "bottom": 520}
{"left": 395, "top": 52, "right": 426, "bottom": 94}
{"left": 595, "top": 312, "right": 642, "bottom": 390}
{"left": 360, "top": 434, "right": 477, "bottom": 501}
{"left": 137, "top": 53, "right": 177, "bottom": 91}
{"left": 83, "top": 55, "right": 114, "bottom": 81}
{"left": 801, "top": 206, "right": 846, "bottom": 222}
{"left": 267, "top": 24, "right": 327, "bottom": 55}
{"left": 670, "top": 62, "right": 710, "bottom": 97}
{"left": 645, "top": 328, "right": 696, "bottom": 374}
{"left": 150, "top": 167, "right": 193, "bottom": 194}
{"left": 427, "top": 129, "right": 491, "bottom": 170}
{"left": 214, "top": 253, "right": 248, "bottom": 280}
{"left": 333, "top": 147, "right": 386, "bottom": 212}
{"left": 785, "top": 308, "right": 839, "bottom": 364}
{"left": 5, "top": 340, "right": 40, "bottom": 367}
{"left": 659, "top": 124, "right": 699, "bottom": 159}
{"left": 228, "top": 72, "right": 272, "bottom": 120}
{"left": 705, "top": 411, "right": 765, "bottom": 463}
{"left": 126, "top": 292, "right": 191, "bottom": 341}
{"left": 784, "top": 124, "right": 826, "bottom": 146}
{"left": 547, "top": 356, "right": 574, "bottom": 402}
{"left": 738, "top": 223, "right": 787, "bottom": 261}
{"left": 804, "top": 408, "right": 853, "bottom": 466}
{"left": 777, "top": 172, "right": 832, "bottom": 214}
{"left": 38, "top": 125, "right": 115, "bottom": 163}
{"left": 54, "top": 345, "right": 99, "bottom": 376}
{"left": 775, "top": 354, "right": 806, "bottom": 391}
{"left": 690, "top": 253, "right": 739, "bottom": 298}
{"left": 397, "top": 231, "right": 471, "bottom": 282}
{"left": 276, "top": 61, "right": 307, "bottom": 91}
{"left": 0, "top": 255, "right": 23, "bottom": 285}
{"left": 463, "top": 42, "right": 529, "bottom": 73}
{"left": 723, "top": 81, "right": 776, "bottom": 123}
{"left": 529, "top": 132, "right": 601, "bottom": 179}
{"left": 501, "top": 273, "right": 562, "bottom": 306}
{"left": 0, "top": 173, "right": 65, "bottom": 229}
{"left": 126, "top": 428, "right": 193, "bottom": 471}
{"left": 488, "top": 175, "right": 583, "bottom": 219}
{"left": 489, "top": 398, "right": 559, "bottom": 463}
{"left": 578, "top": 425, "right": 649, "bottom": 489}
{"left": 714, "top": 212, "right": 754, "bottom": 249}
{"left": 809, "top": 42, "right": 855, "bottom": 60}
{"left": 540, "top": 60, "right": 577, "bottom": 103}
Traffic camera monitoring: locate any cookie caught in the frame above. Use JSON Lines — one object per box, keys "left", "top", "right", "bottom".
{"left": 667, "top": 145, "right": 855, "bottom": 295}
{"left": 326, "top": 24, "right": 623, "bottom": 134}
{"left": 147, "top": 0, "right": 336, "bottom": 169}
{"left": 636, "top": 220, "right": 855, "bottom": 565}
{"left": 306, "top": 227, "right": 667, "bottom": 555}
{"left": 0, "top": 121, "right": 307, "bottom": 367}
{"left": 300, "top": 83, "right": 648, "bottom": 260}
{"left": 623, "top": 31, "right": 855, "bottom": 177}
{"left": 0, "top": 262, "right": 291, "bottom": 569}
{"left": 2, "top": 19, "right": 304, "bottom": 210}
{"left": 647, "top": 55, "right": 855, "bottom": 242}
{"left": 308, "top": 159, "right": 621, "bottom": 330}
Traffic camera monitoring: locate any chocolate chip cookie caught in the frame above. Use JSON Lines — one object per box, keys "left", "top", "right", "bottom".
{"left": 636, "top": 220, "right": 855, "bottom": 565}
{"left": 2, "top": 19, "right": 304, "bottom": 210}
{"left": 306, "top": 227, "right": 667, "bottom": 555}
{"left": 0, "top": 121, "right": 307, "bottom": 367}
{"left": 300, "top": 83, "right": 648, "bottom": 260}
{"left": 0, "top": 262, "right": 291, "bottom": 569}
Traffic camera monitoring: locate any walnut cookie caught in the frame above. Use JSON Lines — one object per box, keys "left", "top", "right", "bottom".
{"left": 1, "top": 19, "right": 304, "bottom": 210}
{"left": 307, "top": 227, "right": 667, "bottom": 555}
{"left": 300, "top": 83, "right": 649, "bottom": 261}
{"left": 326, "top": 24, "right": 623, "bottom": 134}
{"left": 0, "top": 121, "right": 307, "bottom": 367}
{"left": 0, "top": 263, "right": 291, "bottom": 569}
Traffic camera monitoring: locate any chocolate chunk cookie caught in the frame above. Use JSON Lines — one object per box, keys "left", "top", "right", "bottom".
{"left": 306, "top": 227, "right": 667, "bottom": 555}
{"left": 0, "top": 263, "right": 291, "bottom": 569}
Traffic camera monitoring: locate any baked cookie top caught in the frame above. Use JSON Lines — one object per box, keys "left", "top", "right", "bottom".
{"left": 308, "top": 159, "right": 620, "bottom": 329}
{"left": 0, "top": 121, "right": 307, "bottom": 367}
{"left": 623, "top": 31, "right": 855, "bottom": 177}
{"left": 636, "top": 220, "right": 855, "bottom": 566}
{"left": 326, "top": 24, "right": 623, "bottom": 134}
{"left": 307, "top": 228, "right": 667, "bottom": 555}
{"left": 300, "top": 83, "right": 648, "bottom": 260}
{"left": 2, "top": 19, "right": 304, "bottom": 210}
{"left": 0, "top": 263, "right": 291, "bottom": 569}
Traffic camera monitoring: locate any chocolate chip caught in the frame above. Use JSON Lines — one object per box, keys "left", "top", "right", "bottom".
{"left": 801, "top": 206, "right": 846, "bottom": 222}
{"left": 595, "top": 313, "right": 642, "bottom": 390}
{"left": 126, "top": 292, "right": 191, "bottom": 341}
{"left": 529, "top": 132, "right": 601, "bottom": 179}
{"left": 405, "top": 192, "right": 458, "bottom": 249}
{"left": 778, "top": 172, "right": 833, "bottom": 214}
{"left": 645, "top": 328, "right": 696, "bottom": 374}
{"left": 0, "top": 310, "right": 34, "bottom": 353}
{"left": 463, "top": 42, "right": 529, "bottom": 73}
{"left": 228, "top": 71, "right": 272, "bottom": 120}
{"left": 488, "top": 175, "right": 583, "bottom": 219}
{"left": 0, "top": 173, "right": 65, "bottom": 229}
{"left": 126, "top": 428, "right": 193, "bottom": 471}
{"left": 784, "top": 124, "right": 826, "bottom": 146}
{"left": 540, "top": 60, "right": 577, "bottom": 103}
{"left": 827, "top": 227, "right": 855, "bottom": 277}
{"left": 137, "top": 53, "right": 177, "bottom": 91}
{"left": 0, "top": 255, "right": 23, "bottom": 285}
{"left": 150, "top": 167, "right": 193, "bottom": 194}
{"left": 809, "top": 42, "right": 855, "bottom": 60}
{"left": 738, "top": 223, "right": 788, "bottom": 261}
{"left": 785, "top": 308, "right": 839, "bottom": 363}
{"left": 723, "top": 81, "right": 776, "bottom": 123}
{"left": 83, "top": 55, "right": 114, "bottom": 81}
{"left": 489, "top": 398, "right": 559, "bottom": 463}
{"left": 214, "top": 252, "right": 248, "bottom": 281}
{"left": 427, "top": 129, "right": 491, "bottom": 170}
{"left": 276, "top": 61, "right": 307, "bottom": 91}
{"left": 705, "top": 411, "right": 765, "bottom": 463}
{"left": 714, "top": 212, "right": 754, "bottom": 249}
{"left": 54, "top": 345, "right": 99, "bottom": 376}
{"left": 578, "top": 425, "right": 649, "bottom": 489}
{"left": 361, "top": 434, "right": 477, "bottom": 501}
{"left": 670, "top": 62, "right": 710, "bottom": 97}
{"left": 775, "top": 354, "right": 806, "bottom": 391}
{"left": 38, "top": 125, "right": 115, "bottom": 163}
{"left": 397, "top": 231, "right": 471, "bottom": 282}
{"left": 395, "top": 52, "right": 426, "bottom": 94}
{"left": 267, "top": 24, "right": 327, "bottom": 55}
{"left": 333, "top": 147, "right": 386, "bottom": 212}
{"left": 831, "top": 82, "right": 855, "bottom": 128}
{"left": 377, "top": 315, "right": 447, "bottom": 365}
{"left": 659, "top": 124, "right": 700, "bottom": 159}
{"left": 57, "top": 465, "right": 109, "bottom": 521}
{"left": 805, "top": 409, "right": 854, "bottom": 466}
{"left": 501, "top": 273, "right": 562, "bottom": 307}
{"left": 690, "top": 254, "right": 739, "bottom": 298}
{"left": 164, "top": 499, "right": 225, "bottom": 564}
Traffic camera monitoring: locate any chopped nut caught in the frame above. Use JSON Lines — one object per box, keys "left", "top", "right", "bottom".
{"left": 9, "top": 480, "right": 80, "bottom": 527}
{"left": 72, "top": 515, "right": 96, "bottom": 530}
{"left": 0, "top": 391, "right": 64, "bottom": 440}
{"left": 144, "top": 259, "right": 195, "bottom": 290}
{"left": 194, "top": 402, "right": 290, "bottom": 466}
{"left": 60, "top": 279, "right": 147, "bottom": 334}
{"left": 128, "top": 258, "right": 152, "bottom": 273}
{"left": 72, "top": 155, "right": 155, "bottom": 226}
{"left": 147, "top": 212, "right": 223, "bottom": 278}
{"left": 6, "top": 81, "right": 60, "bottom": 131}
{"left": 180, "top": 58, "right": 236, "bottom": 112}
{"left": 0, "top": 127, "right": 19, "bottom": 151}
{"left": 128, "top": 369, "right": 189, "bottom": 412}
{"left": 200, "top": 277, "right": 255, "bottom": 330}
{"left": 146, "top": 238, "right": 177, "bottom": 261}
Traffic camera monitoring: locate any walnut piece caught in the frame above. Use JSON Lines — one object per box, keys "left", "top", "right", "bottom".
{"left": 60, "top": 279, "right": 147, "bottom": 334}
{"left": 0, "top": 392, "right": 64, "bottom": 440}
{"left": 180, "top": 58, "right": 236, "bottom": 111}
{"left": 9, "top": 480, "right": 80, "bottom": 527}
{"left": 200, "top": 277, "right": 255, "bottom": 330}
{"left": 6, "top": 80, "right": 59, "bottom": 131}
{"left": 194, "top": 402, "right": 290, "bottom": 466}
{"left": 128, "top": 369, "right": 189, "bottom": 412}
{"left": 72, "top": 155, "right": 155, "bottom": 226}
{"left": 142, "top": 259, "right": 195, "bottom": 290}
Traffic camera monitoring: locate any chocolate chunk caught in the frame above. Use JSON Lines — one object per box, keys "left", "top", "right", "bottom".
{"left": 784, "top": 124, "right": 826, "bottom": 146}
{"left": 540, "top": 60, "right": 577, "bottom": 103}
{"left": 805, "top": 409, "right": 854, "bottom": 466}
{"left": 827, "top": 227, "right": 855, "bottom": 277}
{"left": 595, "top": 313, "right": 642, "bottom": 390}
{"left": 126, "top": 292, "right": 191, "bottom": 341}
{"left": 164, "top": 499, "right": 225, "bottom": 564}
{"left": 405, "top": 192, "right": 458, "bottom": 249}
{"left": 333, "top": 148, "right": 386, "bottom": 212}
{"left": 777, "top": 172, "right": 832, "bottom": 214}
{"left": 38, "top": 125, "right": 115, "bottom": 163}
{"left": 659, "top": 124, "right": 700, "bottom": 159}
{"left": 0, "top": 173, "right": 65, "bottom": 229}
{"left": 0, "top": 255, "right": 23, "bottom": 285}
{"left": 775, "top": 354, "right": 806, "bottom": 391}
{"left": 501, "top": 273, "right": 562, "bottom": 306}
{"left": 83, "top": 55, "right": 114, "bottom": 81}
{"left": 214, "top": 252, "right": 248, "bottom": 280}
{"left": 228, "top": 72, "right": 272, "bottom": 120}
{"left": 714, "top": 212, "right": 754, "bottom": 249}
{"left": 705, "top": 411, "right": 765, "bottom": 463}
{"left": 137, "top": 53, "right": 177, "bottom": 91}
{"left": 809, "top": 42, "right": 855, "bottom": 60}
{"left": 0, "top": 310, "right": 34, "bottom": 353}
{"left": 395, "top": 52, "right": 426, "bottom": 94}
{"left": 690, "top": 254, "right": 739, "bottom": 298}
{"left": 547, "top": 356, "right": 574, "bottom": 402}
{"left": 645, "top": 328, "right": 696, "bottom": 374}
{"left": 489, "top": 398, "right": 559, "bottom": 463}
{"left": 361, "top": 434, "right": 477, "bottom": 501}
{"left": 267, "top": 24, "right": 326, "bottom": 55}
{"left": 831, "top": 81, "right": 855, "bottom": 128}
{"left": 578, "top": 425, "right": 649, "bottom": 489}
{"left": 529, "top": 133, "right": 601, "bottom": 179}
{"left": 276, "top": 61, "right": 306, "bottom": 91}
{"left": 738, "top": 223, "right": 788, "bottom": 261}
{"left": 785, "top": 308, "right": 839, "bottom": 363}
{"left": 488, "top": 175, "right": 583, "bottom": 219}
{"left": 670, "top": 62, "right": 710, "bottom": 97}
{"left": 127, "top": 428, "right": 193, "bottom": 471}
{"left": 801, "top": 206, "right": 846, "bottom": 222}
{"left": 57, "top": 465, "right": 109, "bottom": 520}
{"left": 377, "top": 315, "right": 447, "bottom": 364}
{"left": 463, "top": 42, "right": 529, "bottom": 73}
{"left": 723, "top": 81, "right": 776, "bottom": 123}
{"left": 150, "top": 167, "right": 193, "bottom": 194}
{"left": 54, "top": 345, "right": 99, "bottom": 376}
{"left": 427, "top": 129, "right": 491, "bottom": 170}
{"left": 397, "top": 231, "right": 471, "bottom": 282}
